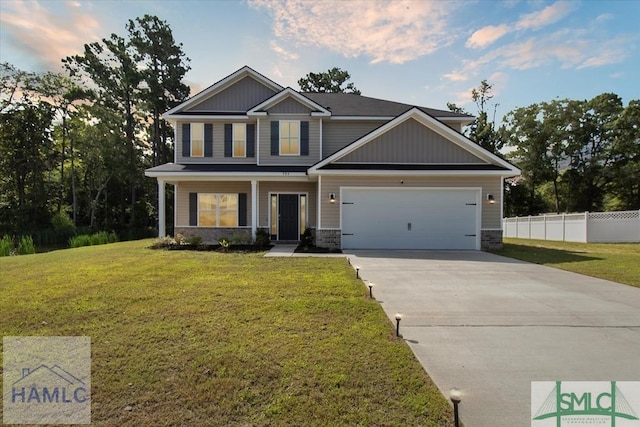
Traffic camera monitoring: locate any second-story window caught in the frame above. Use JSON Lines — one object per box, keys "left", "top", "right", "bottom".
{"left": 280, "top": 121, "right": 300, "bottom": 155}
{"left": 191, "top": 122, "right": 204, "bottom": 157}
{"left": 233, "top": 123, "right": 246, "bottom": 157}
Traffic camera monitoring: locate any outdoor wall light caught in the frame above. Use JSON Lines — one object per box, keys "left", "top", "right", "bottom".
{"left": 487, "top": 194, "right": 495, "bottom": 204}
{"left": 329, "top": 193, "right": 336, "bottom": 204}
{"left": 395, "top": 313, "right": 402, "bottom": 337}
{"left": 368, "top": 282, "right": 374, "bottom": 299}
{"left": 449, "top": 388, "right": 462, "bottom": 427}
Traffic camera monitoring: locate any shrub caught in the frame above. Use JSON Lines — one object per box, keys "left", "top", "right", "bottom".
{"left": 174, "top": 233, "right": 186, "bottom": 245}
{"left": 51, "top": 211, "right": 76, "bottom": 237}
{"left": 218, "top": 237, "right": 230, "bottom": 252}
{"left": 70, "top": 231, "right": 118, "bottom": 248}
{"left": 17, "top": 235, "right": 36, "bottom": 255}
{"left": 0, "top": 235, "right": 14, "bottom": 257}
{"left": 231, "top": 233, "right": 251, "bottom": 246}
{"left": 300, "top": 228, "right": 314, "bottom": 249}
{"left": 255, "top": 228, "right": 271, "bottom": 247}
{"left": 187, "top": 235, "right": 203, "bottom": 246}
{"left": 150, "top": 236, "right": 176, "bottom": 249}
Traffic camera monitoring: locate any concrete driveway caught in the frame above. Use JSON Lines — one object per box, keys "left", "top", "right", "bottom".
{"left": 347, "top": 250, "right": 640, "bottom": 427}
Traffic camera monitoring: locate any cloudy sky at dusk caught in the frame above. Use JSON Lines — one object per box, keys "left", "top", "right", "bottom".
{"left": 1, "top": 0, "right": 638, "bottom": 118}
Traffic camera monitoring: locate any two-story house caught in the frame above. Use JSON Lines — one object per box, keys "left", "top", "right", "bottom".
{"left": 145, "top": 66, "right": 520, "bottom": 250}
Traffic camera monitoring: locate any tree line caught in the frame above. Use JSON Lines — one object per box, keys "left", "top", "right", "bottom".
{"left": 0, "top": 15, "right": 190, "bottom": 247}
{"left": 448, "top": 81, "right": 639, "bottom": 217}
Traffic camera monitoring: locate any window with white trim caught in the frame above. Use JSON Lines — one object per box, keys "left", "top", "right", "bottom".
{"left": 198, "top": 194, "right": 238, "bottom": 227}
{"left": 191, "top": 122, "right": 204, "bottom": 157}
{"left": 233, "top": 123, "right": 246, "bottom": 157}
{"left": 280, "top": 120, "right": 299, "bottom": 155}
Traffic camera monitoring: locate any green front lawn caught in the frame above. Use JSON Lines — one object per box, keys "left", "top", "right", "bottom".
{"left": 0, "top": 240, "right": 454, "bottom": 426}
{"left": 493, "top": 238, "right": 640, "bottom": 287}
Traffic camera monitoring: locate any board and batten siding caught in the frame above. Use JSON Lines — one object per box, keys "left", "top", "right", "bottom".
{"left": 257, "top": 182, "right": 317, "bottom": 229}
{"left": 266, "top": 97, "right": 313, "bottom": 114}
{"left": 185, "top": 76, "right": 276, "bottom": 112}
{"left": 258, "top": 115, "right": 321, "bottom": 165}
{"left": 175, "top": 120, "right": 257, "bottom": 164}
{"left": 175, "top": 182, "right": 253, "bottom": 227}
{"left": 338, "top": 118, "right": 485, "bottom": 164}
{"left": 322, "top": 120, "right": 386, "bottom": 158}
{"left": 319, "top": 175, "right": 502, "bottom": 229}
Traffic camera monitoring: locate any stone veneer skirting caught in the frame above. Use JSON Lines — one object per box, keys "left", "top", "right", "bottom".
{"left": 174, "top": 227, "right": 252, "bottom": 244}
{"left": 481, "top": 229, "right": 503, "bottom": 250}
{"left": 315, "top": 228, "right": 502, "bottom": 251}
{"left": 314, "top": 229, "right": 341, "bottom": 249}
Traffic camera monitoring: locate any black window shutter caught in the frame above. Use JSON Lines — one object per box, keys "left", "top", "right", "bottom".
{"left": 204, "top": 124, "right": 213, "bottom": 157}
{"left": 301, "top": 121, "right": 309, "bottom": 156}
{"left": 224, "top": 124, "right": 232, "bottom": 157}
{"left": 189, "top": 193, "right": 198, "bottom": 226}
{"left": 270, "top": 121, "right": 279, "bottom": 155}
{"left": 246, "top": 124, "right": 255, "bottom": 157}
{"left": 182, "top": 123, "right": 190, "bottom": 157}
{"left": 238, "top": 193, "right": 247, "bottom": 227}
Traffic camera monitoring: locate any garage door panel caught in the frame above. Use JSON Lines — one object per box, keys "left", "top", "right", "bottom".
{"left": 341, "top": 188, "right": 479, "bottom": 250}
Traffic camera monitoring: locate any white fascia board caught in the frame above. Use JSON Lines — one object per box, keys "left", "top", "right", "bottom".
{"left": 247, "top": 111, "right": 268, "bottom": 117}
{"left": 311, "top": 111, "right": 331, "bottom": 117}
{"left": 163, "top": 66, "right": 283, "bottom": 116}
{"left": 144, "top": 172, "right": 311, "bottom": 181}
{"left": 308, "top": 169, "right": 515, "bottom": 177}
{"left": 163, "top": 115, "right": 250, "bottom": 121}
{"left": 330, "top": 116, "right": 394, "bottom": 121}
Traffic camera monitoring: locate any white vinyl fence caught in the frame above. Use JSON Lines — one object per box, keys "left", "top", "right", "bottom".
{"left": 503, "top": 210, "right": 640, "bottom": 243}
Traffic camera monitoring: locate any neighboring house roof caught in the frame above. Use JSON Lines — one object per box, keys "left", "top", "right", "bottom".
{"left": 302, "top": 92, "right": 473, "bottom": 121}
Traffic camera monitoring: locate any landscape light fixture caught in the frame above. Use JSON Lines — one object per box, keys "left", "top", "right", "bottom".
{"left": 449, "top": 388, "right": 462, "bottom": 427}
{"left": 368, "top": 283, "right": 374, "bottom": 299}
{"left": 395, "top": 313, "right": 402, "bottom": 337}
{"left": 355, "top": 266, "right": 360, "bottom": 279}
{"left": 487, "top": 194, "right": 495, "bottom": 204}
{"left": 329, "top": 193, "right": 336, "bottom": 204}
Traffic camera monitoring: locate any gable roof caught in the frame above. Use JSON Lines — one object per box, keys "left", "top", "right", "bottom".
{"left": 248, "top": 88, "right": 331, "bottom": 116}
{"left": 163, "top": 66, "right": 283, "bottom": 117}
{"left": 308, "top": 107, "right": 520, "bottom": 176}
{"left": 303, "top": 92, "right": 473, "bottom": 122}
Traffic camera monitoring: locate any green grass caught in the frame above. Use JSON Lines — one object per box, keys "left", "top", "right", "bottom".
{"left": 0, "top": 240, "right": 454, "bottom": 426}
{"left": 493, "top": 238, "right": 640, "bottom": 287}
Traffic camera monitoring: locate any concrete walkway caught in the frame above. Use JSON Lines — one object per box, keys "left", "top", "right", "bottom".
{"left": 347, "top": 250, "right": 640, "bottom": 427}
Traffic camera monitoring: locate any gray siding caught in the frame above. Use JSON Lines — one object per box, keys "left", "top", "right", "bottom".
{"left": 186, "top": 77, "right": 276, "bottom": 112}
{"left": 322, "top": 120, "right": 386, "bottom": 158}
{"left": 266, "top": 97, "right": 312, "bottom": 114}
{"left": 337, "top": 118, "right": 485, "bottom": 164}
{"left": 258, "top": 115, "right": 321, "bottom": 165}
{"left": 175, "top": 120, "right": 257, "bottom": 164}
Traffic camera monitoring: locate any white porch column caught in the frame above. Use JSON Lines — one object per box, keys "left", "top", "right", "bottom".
{"left": 158, "top": 179, "right": 166, "bottom": 238}
{"left": 251, "top": 179, "right": 258, "bottom": 238}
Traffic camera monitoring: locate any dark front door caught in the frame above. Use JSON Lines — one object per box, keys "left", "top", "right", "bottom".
{"left": 278, "top": 194, "right": 299, "bottom": 240}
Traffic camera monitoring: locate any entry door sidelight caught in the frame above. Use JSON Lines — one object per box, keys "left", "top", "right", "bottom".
{"left": 278, "top": 194, "right": 299, "bottom": 240}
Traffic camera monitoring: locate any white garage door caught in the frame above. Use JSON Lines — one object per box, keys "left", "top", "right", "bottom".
{"left": 341, "top": 188, "right": 480, "bottom": 250}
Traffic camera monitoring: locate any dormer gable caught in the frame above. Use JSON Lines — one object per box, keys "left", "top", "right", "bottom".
{"left": 248, "top": 88, "right": 331, "bottom": 117}
{"left": 163, "top": 66, "right": 283, "bottom": 117}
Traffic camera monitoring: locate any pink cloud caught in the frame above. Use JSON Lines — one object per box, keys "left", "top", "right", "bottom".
{"left": 466, "top": 24, "right": 511, "bottom": 49}
{"left": 0, "top": 1, "right": 101, "bottom": 71}
{"left": 515, "top": 1, "right": 575, "bottom": 30}
{"left": 249, "top": 0, "right": 457, "bottom": 64}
